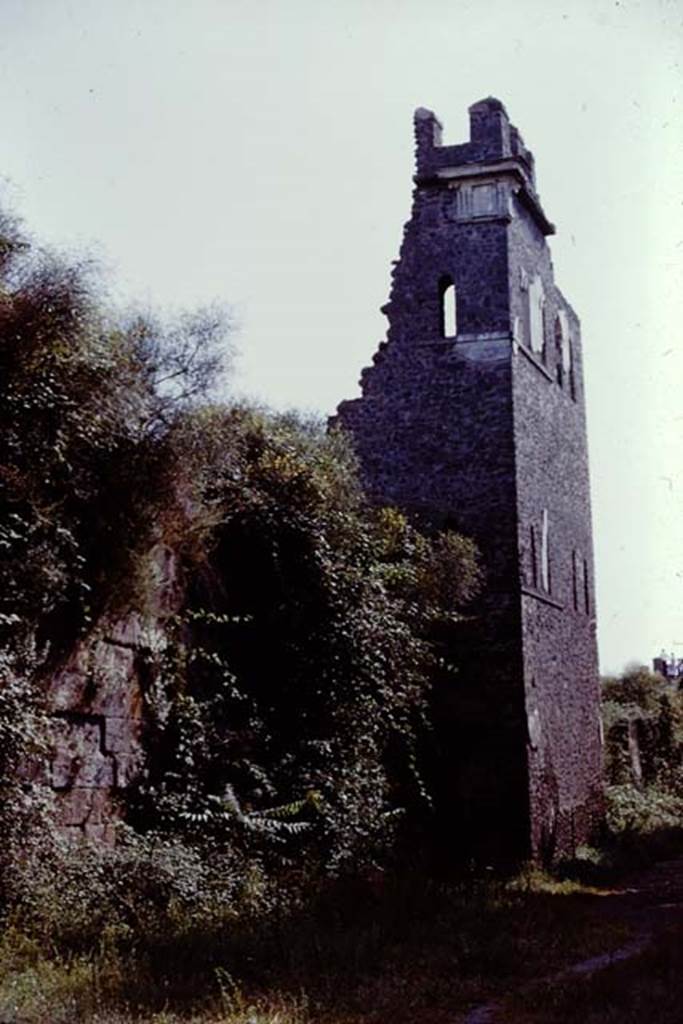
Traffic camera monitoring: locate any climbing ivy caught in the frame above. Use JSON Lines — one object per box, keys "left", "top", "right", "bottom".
{"left": 130, "top": 411, "right": 482, "bottom": 872}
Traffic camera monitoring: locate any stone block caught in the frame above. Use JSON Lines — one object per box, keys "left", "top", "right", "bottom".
{"left": 55, "top": 786, "right": 113, "bottom": 827}
{"left": 48, "top": 628, "right": 143, "bottom": 720}
{"left": 47, "top": 648, "right": 93, "bottom": 711}
{"left": 103, "top": 715, "right": 143, "bottom": 755}
{"left": 83, "top": 822, "right": 118, "bottom": 845}
{"left": 106, "top": 614, "right": 144, "bottom": 648}
{"left": 49, "top": 717, "right": 115, "bottom": 789}
{"left": 88, "top": 641, "right": 141, "bottom": 717}
{"left": 112, "top": 750, "right": 145, "bottom": 788}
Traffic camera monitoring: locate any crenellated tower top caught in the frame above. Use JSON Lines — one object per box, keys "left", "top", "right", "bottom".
{"left": 413, "top": 97, "right": 553, "bottom": 236}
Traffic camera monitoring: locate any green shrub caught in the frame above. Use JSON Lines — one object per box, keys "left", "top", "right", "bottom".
{"left": 601, "top": 667, "right": 683, "bottom": 857}
{"left": 130, "top": 409, "right": 482, "bottom": 875}
{"left": 606, "top": 783, "right": 683, "bottom": 836}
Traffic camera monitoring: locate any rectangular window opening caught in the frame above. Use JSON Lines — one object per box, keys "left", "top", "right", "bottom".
{"left": 572, "top": 551, "right": 579, "bottom": 611}
{"left": 540, "top": 509, "right": 550, "bottom": 593}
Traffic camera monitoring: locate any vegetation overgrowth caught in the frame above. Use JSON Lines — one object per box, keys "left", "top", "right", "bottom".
{"left": 505, "top": 920, "right": 683, "bottom": 1024}
{"left": 0, "top": 199, "right": 481, "bottom": 875}
{"left": 0, "top": 203, "right": 681, "bottom": 1022}
{"left": 598, "top": 666, "right": 683, "bottom": 868}
{"left": 0, "top": 867, "right": 633, "bottom": 1023}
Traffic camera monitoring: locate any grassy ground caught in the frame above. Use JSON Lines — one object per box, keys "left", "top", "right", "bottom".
{"left": 0, "top": 870, "right": 633, "bottom": 1024}
{"left": 503, "top": 920, "right": 683, "bottom": 1024}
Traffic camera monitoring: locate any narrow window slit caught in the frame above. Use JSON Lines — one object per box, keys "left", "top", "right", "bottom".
{"left": 440, "top": 277, "right": 457, "bottom": 339}
{"left": 540, "top": 509, "right": 549, "bottom": 593}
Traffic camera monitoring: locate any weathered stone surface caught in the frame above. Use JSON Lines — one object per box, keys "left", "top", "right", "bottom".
{"left": 83, "top": 823, "right": 120, "bottom": 844}
{"left": 46, "top": 648, "right": 94, "bottom": 711}
{"left": 111, "top": 750, "right": 145, "bottom": 788}
{"left": 49, "top": 718, "right": 115, "bottom": 790}
{"left": 147, "top": 544, "right": 183, "bottom": 617}
{"left": 333, "top": 97, "right": 603, "bottom": 863}
{"left": 48, "top": 640, "right": 139, "bottom": 718}
{"left": 103, "top": 715, "right": 143, "bottom": 755}
{"left": 45, "top": 545, "right": 181, "bottom": 841}
{"left": 55, "top": 786, "right": 113, "bottom": 827}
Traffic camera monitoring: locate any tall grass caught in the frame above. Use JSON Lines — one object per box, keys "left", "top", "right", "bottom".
{"left": 0, "top": 864, "right": 631, "bottom": 1024}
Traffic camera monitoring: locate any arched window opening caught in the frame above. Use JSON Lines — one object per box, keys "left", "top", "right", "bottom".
{"left": 439, "top": 277, "right": 457, "bottom": 339}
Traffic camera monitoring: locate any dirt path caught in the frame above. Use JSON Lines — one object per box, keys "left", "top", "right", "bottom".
{"left": 460, "top": 856, "right": 683, "bottom": 1024}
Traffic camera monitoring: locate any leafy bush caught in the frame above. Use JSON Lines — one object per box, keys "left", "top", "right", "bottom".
{"left": 600, "top": 666, "right": 683, "bottom": 864}
{"left": 8, "top": 828, "right": 277, "bottom": 954}
{"left": 131, "top": 409, "right": 482, "bottom": 873}
{"left": 605, "top": 784, "right": 683, "bottom": 836}
{"left": 601, "top": 667, "right": 682, "bottom": 802}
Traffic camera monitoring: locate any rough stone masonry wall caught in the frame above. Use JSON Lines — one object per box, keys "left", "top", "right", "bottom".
{"left": 334, "top": 96, "right": 603, "bottom": 863}
{"left": 45, "top": 546, "right": 180, "bottom": 841}
{"left": 334, "top": 104, "right": 533, "bottom": 862}
{"left": 507, "top": 207, "right": 603, "bottom": 860}
{"left": 336, "top": 331, "right": 531, "bottom": 860}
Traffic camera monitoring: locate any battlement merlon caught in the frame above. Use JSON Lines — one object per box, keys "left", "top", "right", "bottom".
{"left": 414, "top": 99, "right": 555, "bottom": 237}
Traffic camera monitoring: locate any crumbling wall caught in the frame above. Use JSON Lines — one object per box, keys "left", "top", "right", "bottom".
{"left": 45, "top": 546, "right": 180, "bottom": 841}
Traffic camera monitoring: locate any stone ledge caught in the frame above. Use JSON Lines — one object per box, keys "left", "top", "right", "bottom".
{"left": 443, "top": 212, "right": 513, "bottom": 227}
{"left": 425, "top": 159, "right": 555, "bottom": 235}
{"left": 456, "top": 331, "right": 511, "bottom": 344}
{"left": 521, "top": 586, "right": 564, "bottom": 611}
{"left": 514, "top": 341, "right": 555, "bottom": 382}
{"left": 415, "top": 331, "right": 511, "bottom": 349}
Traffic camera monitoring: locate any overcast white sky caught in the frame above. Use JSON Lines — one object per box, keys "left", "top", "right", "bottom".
{"left": 1, "top": 0, "right": 681, "bottom": 674}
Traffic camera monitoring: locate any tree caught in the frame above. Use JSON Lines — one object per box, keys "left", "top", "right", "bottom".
{"left": 0, "top": 204, "right": 232, "bottom": 663}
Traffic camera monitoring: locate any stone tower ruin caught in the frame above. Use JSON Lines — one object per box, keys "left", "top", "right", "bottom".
{"left": 334, "top": 98, "right": 603, "bottom": 863}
